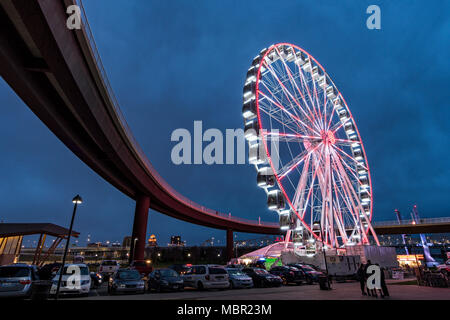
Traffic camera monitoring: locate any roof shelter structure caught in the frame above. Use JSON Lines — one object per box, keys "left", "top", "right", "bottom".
{"left": 0, "top": 223, "right": 79, "bottom": 266}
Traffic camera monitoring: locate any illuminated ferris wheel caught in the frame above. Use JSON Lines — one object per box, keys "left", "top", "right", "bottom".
{"left": 242, "top": 43, "right": 379, "bottom": 250}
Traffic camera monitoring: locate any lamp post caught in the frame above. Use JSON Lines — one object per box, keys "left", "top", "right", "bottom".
{"left": 55, "top": 195, "right": 82, "bottom": 300}
{"left": 313, "top": 220, "right": 330, "bottom": 287}
{"left": 131, "top": 237, "right": 138, "bottom": 262}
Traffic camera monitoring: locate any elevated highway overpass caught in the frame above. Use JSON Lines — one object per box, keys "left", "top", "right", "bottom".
{"left": 0, "top": 0, "right": 280, "bottom": 262}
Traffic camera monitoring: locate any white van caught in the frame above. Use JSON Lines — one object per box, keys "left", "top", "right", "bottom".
{"left": 183, "top": 265, "right": 229, "bottom": 290}
{"left": 49, "top": 263, "right": 91, "bottom": 296}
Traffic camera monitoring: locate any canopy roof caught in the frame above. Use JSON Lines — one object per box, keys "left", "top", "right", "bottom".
{"left": 240, "top": 242, "right": 294, "bottom": 260}
{"left": 0, "top": 223, "right": 79, "bottom": 238}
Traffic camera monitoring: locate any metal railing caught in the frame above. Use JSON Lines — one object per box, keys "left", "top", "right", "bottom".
{"left": 372, "top": 217, "right": 450, "bottom": 227}
{"left": 74, "top": 1, "right": 278, "bottom": 228}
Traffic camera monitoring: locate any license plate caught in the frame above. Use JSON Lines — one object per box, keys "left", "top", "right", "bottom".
{"left": 1, "top": 282, "right": 14, "bottom": 287}
{"left": 173, "top": 285, "right": 178, "bottom": 289}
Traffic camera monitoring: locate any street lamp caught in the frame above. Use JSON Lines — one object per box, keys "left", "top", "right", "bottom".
{"left": 131, "top": 237, "right": 138, "bottom": 262}
{"left": 313, "top": 220, "right": 330, "bottom": 288}
{"left": 55, "top": 195, "right": 83, "bottom": 300}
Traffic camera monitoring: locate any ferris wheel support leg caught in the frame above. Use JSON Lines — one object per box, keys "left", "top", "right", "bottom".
{"left": 129, "top": 194, "right": 150, "bottom": 263}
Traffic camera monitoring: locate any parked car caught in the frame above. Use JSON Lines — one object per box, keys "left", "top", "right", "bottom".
{"left": 169, "top": 264, "right": 191, "bottom": 275}
{"left": 241, "top": 268, "right": 282, "bottom": 288}
{"left": 98, "top": 260, "right": 120, "bottom": 279}
{"left": 288, "top": 264, "right": 324, "bottom": 284}
{"left": 130, "top": 260, "right": 153, "bottom": 276}
{"left": 437, "top": 260, "right": 450, "bottom": 275}
{"left": 49, "top": 264, "right": 91, "bottom": 296}
{"left": 270, "top": 266, "right": 304, "bottom": 285}
{"left": 0, "top": 264, "right": 39, "bottom": 298}
{"left": 183, "top": 265, "right": 229, "bottom": 290}
{"left": 148, "top": 268, "right": 184, "bottom": 292}
{"left": 226, "top": 268, "right": 253, "bottom": 289}
{"left": 108, "top": 269, "right": 145, "bottom": 295}
{"left": 90, "top": 272, "right": 103, "bottom": 288}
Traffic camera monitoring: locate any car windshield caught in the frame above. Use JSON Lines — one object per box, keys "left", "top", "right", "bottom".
{"left": 254, "top": 269, "right": 268, "bottom": 275}
{"left": 301, "top": 266, "right": 315, "bottom": 272}
{"left": 118, "top": 270, "right": 141, "bottom": 280}
{"left": 160, "top": 269, "right": 178, "bottom": 277}
{"left": 209, "top": 267, "right": 227, "bottom": 274}
{"left": 0, "top": 267, "right": 30, "bottom": 278}
{"left": 57, "top": 266, "right": 89, "bottom": 275}
{"left": 227, "top": 269, "right": 245, "bottom": 276}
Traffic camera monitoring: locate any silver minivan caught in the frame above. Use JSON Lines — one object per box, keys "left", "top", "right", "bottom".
{"left": 183, "top": 265, "right": 229, "bottom": 290}
{"left": 0, "top": 264, "right": 39, "bottom": 298}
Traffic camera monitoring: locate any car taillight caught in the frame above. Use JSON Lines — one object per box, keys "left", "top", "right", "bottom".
{"left": 19, "top": 280, "right": 31, "bottom": 285}
{"left": 290, "top": 271, "right": 294, "bottom": 276}
{"left": 205, "top": 275, "right": 210, "bottom": 280}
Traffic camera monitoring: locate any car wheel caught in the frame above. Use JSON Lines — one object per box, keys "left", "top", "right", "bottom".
{"left": 229, "top": 281, "right": 234, "bottom": 289}
{"left": 197, "top": 281, "right": 204, "bottom": 291}
{"left": 307, "top": 278, "right": 314, "bottom": 285}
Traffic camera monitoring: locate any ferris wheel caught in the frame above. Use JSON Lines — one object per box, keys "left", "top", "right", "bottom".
{"left": 242, "top": 43, "right": 379, "bottom": 250}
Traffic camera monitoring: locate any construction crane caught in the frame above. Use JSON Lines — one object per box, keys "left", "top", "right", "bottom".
{"left": 410, "top": 205, "right": 436, "bottom": 267}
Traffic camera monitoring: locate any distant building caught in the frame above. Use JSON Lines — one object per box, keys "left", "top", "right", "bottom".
{"left": 148, "top": 234, "right": 158, "bottom": 247}
{"left": 169, "top": 236, "right": 184, "bottom": 247}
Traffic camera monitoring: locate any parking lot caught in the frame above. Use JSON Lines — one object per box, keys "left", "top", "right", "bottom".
{"left": 71, "top": 281, "right": 450, "bottom": 300}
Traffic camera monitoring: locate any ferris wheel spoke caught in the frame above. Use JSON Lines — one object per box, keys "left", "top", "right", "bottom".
{"left": 331, "top": 152, "right": 371, "bottom": 244}
{"left": 330, "top": 158, "right": 361, "bottom": 234}
{"left": 259, "top": 81, "right": 312, "bottom": 133}
{"left": 271, "top": 48, "right": 320, "bottom": 130}
{"left": 332, "top": 144, "right": 368, "bottom": 171}
{"left": 263, "top": 131, "right": 320, "bottom": 143}
{"left": 259, "top": 90, "right": 320, "bottom": 136}
{"left": 262, "top": 61, "right": 322, "bottom": 134}
{"left": 278, "top": 142, "right": 322, "bottom": 180}
{"left": 297, "top": 66, "right": 323, "bottom": 128}
{"left": 331, "top": 174, "right": 351, "bottom": 244}
{"left": 258, "top": 104, "right": 303, "bottom": 134}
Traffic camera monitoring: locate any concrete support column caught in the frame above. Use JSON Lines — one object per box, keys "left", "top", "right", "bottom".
{"left": 129, "top": 195, "right": 150, "bottom": 263}
{"left": 226, "top": 228, "right": 233, "bottom": 262}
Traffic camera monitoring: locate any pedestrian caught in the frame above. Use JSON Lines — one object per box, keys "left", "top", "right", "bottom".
{"left": 357, "top": 263, "right": 367, "bottom": 295}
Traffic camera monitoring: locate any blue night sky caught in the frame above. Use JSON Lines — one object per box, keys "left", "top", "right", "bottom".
{"left": 0, "top": 0, "right": 449, "bottom": 246}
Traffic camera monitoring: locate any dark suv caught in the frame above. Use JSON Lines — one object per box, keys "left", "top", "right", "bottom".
{"left": 270, "top": 266, "right": 304, "bottom": 285}
{"left": 288, "top": 264, "right": 324, "bottom": 284}
{"left": 242, "top": 268, "right": 282, "bottom": 288}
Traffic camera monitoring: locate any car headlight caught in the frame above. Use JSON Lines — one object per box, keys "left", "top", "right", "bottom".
{"left": 119, "top": 284, "right": 126, "bottom": 288}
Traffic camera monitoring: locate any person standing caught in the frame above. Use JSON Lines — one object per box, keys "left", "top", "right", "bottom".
{"left": 357, "top": 264, "right": 367, "bottom": 295}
